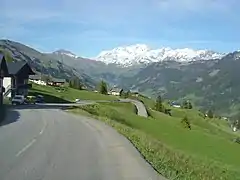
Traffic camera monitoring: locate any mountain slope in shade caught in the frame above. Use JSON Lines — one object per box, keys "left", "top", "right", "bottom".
{"left": 96, "top": 44, "right": 225, "bottom": 67}
{"left": 119, "top": 51, "right": 240, "bottom": 117}
{"left": 48, "top": 50, "right": 143, "bottom": 85}
{"left": 0, "top": 39, "right": 97, "bottom": 88}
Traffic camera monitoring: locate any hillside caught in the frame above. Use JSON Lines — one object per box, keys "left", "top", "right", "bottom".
{"left": 29, "top": 83, "right": 118, "bottom": 102}
{"left": 0, "top": 40, "right": 96, "bottom": 88}
{"left": 120, "top": 51, "right": 240, "bottom": 117}
{"left": 2, "top": 39, "right": 240, "bottom": 116}
{"left": 71, "top": 100, "right": 240, "bottom": 180}
{"left": 48, "top": 50, "right": 142, "bottom": 85}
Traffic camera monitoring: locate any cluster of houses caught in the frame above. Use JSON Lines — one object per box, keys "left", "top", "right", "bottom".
{"left": 29, "top": 75, "right": 66, "bottom": 87}
{"left": 108, "top": 87, "right": 123, "bottom": 96}
{"left": 0, "top": 54, "right": 66, "bottom": 106}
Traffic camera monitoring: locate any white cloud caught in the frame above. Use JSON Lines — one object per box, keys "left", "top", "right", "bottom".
{"left": 0, "top": 0, "right": 155, "bottom": 26}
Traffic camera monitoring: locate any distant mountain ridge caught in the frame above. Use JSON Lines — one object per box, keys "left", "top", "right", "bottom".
{"left": 119, "top": 51, "right": 240, "bottom": 117}
{"left": 2, "top": 39, "right": 240, "bottom": 117}
{"left": 95, "top": 44, "right": 224, "bottom": 67}
{"left": 53, "top": 49, "right": 79, "bottom": 59}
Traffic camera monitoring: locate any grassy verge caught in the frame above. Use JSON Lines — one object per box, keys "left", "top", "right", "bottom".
{"left": 69, "top": 102, "right": 240, "bottom": 180}
{"left": 29, "top": 83, "right": 118, "bottom": 103}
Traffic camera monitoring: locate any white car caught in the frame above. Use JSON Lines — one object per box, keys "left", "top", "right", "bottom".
{"left": 12, "top": 95, "right": 25, "bottom": 105}
{"left": 75, "top": 99, "right": 81, "bottom": 103}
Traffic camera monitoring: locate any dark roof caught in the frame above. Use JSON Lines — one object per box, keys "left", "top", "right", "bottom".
{"left": 0, "top": 53, "right": 9, "bottom": 76}
{"left": 7, "top": 61, "right": 35, "bottom": 75}
{"left": 110, "top": 88, "right": 123, "bottom": 93}
{"left": 29, "top": 75, "right": 42, "bottom": 80}
{"left": 7, "top": 61, "right": 26, "bottom": 75}
{"left": 52, "top": 78, "right": 66, "bottom": 83}
{"left": 0, "top": 53, "right": 4, "bottom": 65}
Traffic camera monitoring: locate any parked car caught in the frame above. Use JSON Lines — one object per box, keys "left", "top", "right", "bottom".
{"left": 36, "top": 95, "right": 44, "bottom": 103}
{"left": 75, "top": 99, "right": 81, "bottom": 103}
{"left": 25, "top": 96, "right": 37, "bottom": 104}
{"left": 12, "top": 95, "right": 25, "bottom": 105}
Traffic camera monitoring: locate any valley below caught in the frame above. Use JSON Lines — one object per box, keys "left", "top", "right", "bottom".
{"left": 1, "top": 39, "right": 240, "bottom": 117}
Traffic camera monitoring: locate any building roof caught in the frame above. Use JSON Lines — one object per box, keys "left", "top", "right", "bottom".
{"left": 7, "top": 61, "right": 35, "bottom": 76}
{"left": 0, "top": 54, "right": 4, "bottom": 65}
{"left": 52, "top": 78, "right": 66, "bottom": 83}
{"left": 29, "top": 75, "right": 42, "bottom": 80}
{"left": 110, "top": 88, "right": 123, "bottom": 93}
{"left": 0, "top": 53, "right": 9, "bottom": 76}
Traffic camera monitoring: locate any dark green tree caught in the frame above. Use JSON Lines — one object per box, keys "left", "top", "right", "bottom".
{"left": 181, "top": 116, "right": 191, "bottom": 130}
{"left": 188, "top": 101, "right": 193, "bottom": 109}
{"left": 182, "top": 100, "right": 193, "bottom": 109}
{"left": 69, "top": 79, "right": 73, "bottom": 88}
{"left": 98, "top": 80, "right": 108, "bottom": 95}
{"left": 125, "top": 90, "right": 130, "bottom": 98}
{"left": 182, "top": 100, "right": 188, "bottom": 109}
{"left": 120, "top": 91, "right": 127, "bottom": 98}
{"left": 155, "top": 95, "right": 164, "bottom": 112}
{"left": 69, "top": 77, "right": 82, "bottom": 90}
{"left": 233, "top": 119, "right": 240, "bottom": 130}
{"left": 207, "top": 109, "right": 214, "bottom": 119}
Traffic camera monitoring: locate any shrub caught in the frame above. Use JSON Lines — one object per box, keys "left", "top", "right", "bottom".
{"left": 133, "top": 105, "right": 138, "bottom": 114}
{"left": 181, "top": 116, "right": 191, "bottom": 130}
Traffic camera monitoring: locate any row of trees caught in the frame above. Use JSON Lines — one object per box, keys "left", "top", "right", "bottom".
{"left": 182, "top": 100, "right": 193, "bottom": 109}
{"left": 98, "top": 80, "right": 108, "bottom": 94}
{"left": 98, "top": 80, "right": 131, "bottom": 98}
{"left": 69, "top": 77, "right": 83, "bottom": 90}
{"left": 155, "top": 95, "right": 171, "bottom": 116}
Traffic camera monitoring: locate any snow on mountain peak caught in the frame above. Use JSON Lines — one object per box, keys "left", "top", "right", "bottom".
{"left": 96, "top": 44, "right": 224, "bottom": 67}
{"left": 53, "top": 49, "right": 78, "bottom": 58}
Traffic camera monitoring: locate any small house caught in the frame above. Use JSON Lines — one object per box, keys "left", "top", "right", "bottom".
{"left": 29, "top": 75, "right": 47, "bottom": 86}
{"left": 170, "top": 101, "right": 181, "bottom": 108}
{"left": 3, "top": 61, "right": 35, "bottom": 98}
{"left": 109, "top": 88, "right": 123, "bottom": 96}
{"left": 48, "top": 78, "right": 66, "bottom": 87}
{"left": 131, "top": 91, "right": 140, "bottom": 97}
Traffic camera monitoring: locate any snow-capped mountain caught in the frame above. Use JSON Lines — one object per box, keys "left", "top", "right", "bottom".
{"left": 53, "top": 49, "right": 78, "bottom": 58}
{"left": 96, "top": 44, "right": 225, "bottom": 67}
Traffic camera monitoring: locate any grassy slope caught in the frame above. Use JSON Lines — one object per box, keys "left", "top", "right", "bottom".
{"left": 29, "top": 83, "right": 118, "bottom": 102}
{"left": 130, "top": 94, "right": 237, "bottom": 138}
{"left": 31, "top": 85, "right": 240, "bottom": 179}
{"left": 70, "top": 101, "right": 240, "bottom": 180}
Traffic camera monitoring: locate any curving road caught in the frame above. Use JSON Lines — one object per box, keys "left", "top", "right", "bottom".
{"left": 122, "top": 99, "right": 148, "bottom": 117}
{"left": 0, "top": 106, "right": 164, "bottom": 180}
{"left": 36, "top": 98, "right": 148, "bottom": 118}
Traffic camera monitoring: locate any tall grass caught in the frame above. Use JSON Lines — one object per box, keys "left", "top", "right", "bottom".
{"left": 70, "top": 102, "right": 240, "bottom": 180}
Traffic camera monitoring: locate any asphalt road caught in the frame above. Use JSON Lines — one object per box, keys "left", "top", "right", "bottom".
{"left": 123, "top": 99, "right": 148, "bottom": 117}
{"left": 0, "top": 106, "right": 164, "bottom": 180}
{"left": 36, "top": 98, "right": 148, "bottom": 118}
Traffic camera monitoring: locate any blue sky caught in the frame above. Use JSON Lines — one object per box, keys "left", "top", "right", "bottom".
{"left": 0, "top": 0, "right": 240, "bottom": 57}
